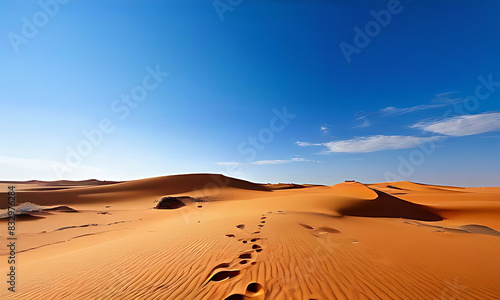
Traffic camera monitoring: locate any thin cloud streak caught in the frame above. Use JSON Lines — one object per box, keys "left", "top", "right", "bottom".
{"left": 298, "top": 135, "right": 442, "bottom": 153}
{"left": 296, "top": 141, "right": 322, "bottom": 147}
{"left": 353, "top": 116, "right": 371, "bottom": 128}
{"left": 353, "top": 92, "right": 461, "bottom": 128}
{"left": 217, "top": 157, "right": 315, "bottom": 166}
{"left": 380, "top": 103, "right": 446, "bottom": 116}
{"left": 412, "top": 112, "right": 500, "bottom": 136}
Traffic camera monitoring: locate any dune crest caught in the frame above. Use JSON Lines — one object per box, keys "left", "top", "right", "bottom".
{"left": 0, "top": 174, "right": 270, "bottom": 209}
{"left": 330, "top": 181, "right": 378, "bottom": 199}
{"left": 339, "top": 189, "right": 443, "bottom": 221}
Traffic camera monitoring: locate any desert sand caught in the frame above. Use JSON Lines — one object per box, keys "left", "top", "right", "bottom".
{"left": 1, "top": 174, "right": 499, "bottom": 299}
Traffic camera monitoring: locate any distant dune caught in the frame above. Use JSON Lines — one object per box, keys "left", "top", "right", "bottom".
{"left": 1, "top": 174, "right": 499, "bottom": 299}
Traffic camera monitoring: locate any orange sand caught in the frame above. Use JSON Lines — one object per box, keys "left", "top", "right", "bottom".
{"left": 1, "top": 174, "right": 499, "bottom": 299}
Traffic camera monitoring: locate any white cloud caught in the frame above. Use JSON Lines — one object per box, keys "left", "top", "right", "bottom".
{"left": 432, "top": 91, "right": 462, "bottom": 104}
{"left": 290, "top": 157, "right": 309, "bottom": 162}
{"left": 435, "top": 91, "right": 457, "bottom": 98}
{"left": 297, "top": 135, "right": 441, "bottom": 153}
{"left": 353, "top": 116, "right": 371, "bottom": 128}
{"left": 217, "top": 157, "right": 314, "bottom": 166}
{"left": 380, "top": 103, "right": 446, "bottom": 116}
{"left": 251, "top": 160, "right": 290, "bottom": 165}
{"left": 320, "top": 124, "right": 331, "bottom": 134}
{"left": 413, "top": 112, "right": 500, "bottom": 136}
{"left": 252, "top": 157, "right": 313, "bottom": 165}
{"left": 379, "top": 92, "right": 462, "bottom": 116}
{"left": 350, "top": 92, "right": 461, "bottom": 130}
{"left": 357, "top": 92, "right": 460, "bottom": 123}
{"left": 296, "top": 141, "right": 322, "bottom": 147}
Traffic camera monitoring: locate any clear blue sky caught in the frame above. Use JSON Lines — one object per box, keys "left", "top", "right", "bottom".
{"left": 1, "top": 0, "right": 499, "bottom": 186}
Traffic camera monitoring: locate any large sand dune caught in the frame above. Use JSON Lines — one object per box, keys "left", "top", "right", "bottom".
{"left": 1, "top": 174, "right": 499, "bottom": 299}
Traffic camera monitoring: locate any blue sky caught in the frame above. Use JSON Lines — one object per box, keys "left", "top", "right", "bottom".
{"left": 1, "top": 0, "right": 500, "bottom": 186}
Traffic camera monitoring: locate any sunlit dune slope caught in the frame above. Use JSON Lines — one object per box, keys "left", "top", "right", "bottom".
{"left": 0, "top": 174, "right": 270, "bottom": 209}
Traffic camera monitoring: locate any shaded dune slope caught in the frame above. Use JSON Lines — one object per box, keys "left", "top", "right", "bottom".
{"left": 330, "top": 182, "right": 442, "bottom": 221}
{"left": 339, "top": 189, "right": 443, "bottom": 221}
{"left": 368, "top": 181, "right": 467, "bottom": 193}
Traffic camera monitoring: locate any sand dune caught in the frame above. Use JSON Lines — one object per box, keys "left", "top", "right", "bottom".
{"left": 367, "top": 181, "right": 468, "bottom": 193}
{"left": 339, "top": 189, "right": 443, "bottom": 221}
{"left": 1, "top": 174, "right": 499, "bottom": 299}
{"left": 0, "top": 174, "right": 270, "bottom": 209}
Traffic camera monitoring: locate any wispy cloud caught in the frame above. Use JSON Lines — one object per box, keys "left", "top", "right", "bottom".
{"left": 354, "top": 92, "right": 461, "bottom": 128}
{"left": 295, "top": 141, "right": 322, "bottom": 147}
{"left": 353, "top": 116, "right": 371, "bottom": 128}
{"left": 297, "top": 135, "right": 442, "bottom": 153}
{"left": 380, "top": 103, "right": 446, "bottom": 116}
{"left": 217, "top": 157, "right": 316, "bottom": 166}
{"left": 252, "top": 157, "right": 312, "bottom": 165}
{"left": 320, "top": 124, "right": 332, "bottom": 134}
{"left": 435, "top": 91, "right": 457, "bottom": 98}
{"left": 431, "top": 91, "right": 462, "bottom": 104}
{"left": 412, "top": 112, "right": 500, "bottom": 136}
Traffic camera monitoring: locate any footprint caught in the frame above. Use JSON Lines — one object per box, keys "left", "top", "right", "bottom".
{"left": 224, "top": 295, "right": 244, "bottom": 300}
{"left": 250, "top": 238, "right": 261, "bottom": 243}
{"left": 208, "top": 270, "right": 241, "bottom": 282}
{"left": 239, "top": 252, "right": 253, "bottom": 259}
{"left": 260, "top": 217, "right": 267, "bottom": 220}
{"left": 236, "top": 224, "right": 245, "bottom": 230}
{"left": 260, "top": 221, "right": 265, "bottom": 224}
{"left": 252, "top": 231, "right": 260, "bottom": 235}
{"left": 225, "top": 234, "right": 235, "bottom": 238}
{"left": 252, "top": 244, "right": 263, "bottom": 253}
{"left": 257, "top": 225, "right": 264, "bottom": 228}
{"left": 206, "top": 263, "right": 231, "bottom": 279}
{"left": 239, "top": 260, "right": 249, "bottom": 265}
{"left": 246, "top": 282, "right": 264, "bottom": 294}
{"left": 299, "top": 223, "right": 314, "bottom": 230}
{"left": 197, "top": 205, "right": 203, "bottom": 208}
{"left": 224, "top": 282, "right": 265, "bottom": 300}
{"left": 317, "top": 226, "right": 340, "bottom": 234}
